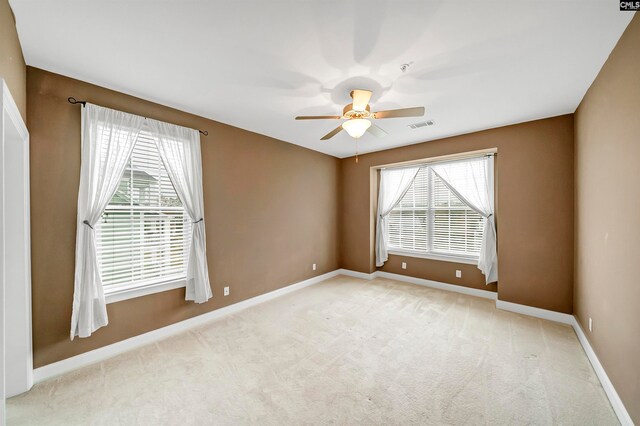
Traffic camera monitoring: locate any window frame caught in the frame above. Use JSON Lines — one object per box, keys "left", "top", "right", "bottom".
{"left": 105, "top": 278, "right": 186, "bottom": 304}
{"left": 96, "top": 126, "right": 191, "bottom": 303}
{"left": 387, "top": 248, "right": 479, "bottom": 265}
{"left": 383, "top": 152, "right": 494, "bottom": 264}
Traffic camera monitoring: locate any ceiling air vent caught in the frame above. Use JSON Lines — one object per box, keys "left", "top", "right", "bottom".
{"left": 407, "top": 120, "right": 435, "bottom": 129}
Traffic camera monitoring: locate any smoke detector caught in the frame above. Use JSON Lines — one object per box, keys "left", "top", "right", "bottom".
{"left": 400, "top": 62, "right": 413, "bottom": 72}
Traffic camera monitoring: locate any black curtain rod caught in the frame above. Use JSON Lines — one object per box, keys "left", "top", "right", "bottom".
{"left": 67, "top": 97, "right": 209, "bottom": 136}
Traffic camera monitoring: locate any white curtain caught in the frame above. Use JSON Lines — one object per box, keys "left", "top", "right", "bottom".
{"left": 71, "top": 104, "right": 145, "bottom": 339}
{"left": 375, "top": 166, "right": 421, "bottom": 267}
{"left": 431, "top": 155, "right": 497, "bottom": 283}
{"left": 146, "top": 119, "right": 213, "bottom": 303}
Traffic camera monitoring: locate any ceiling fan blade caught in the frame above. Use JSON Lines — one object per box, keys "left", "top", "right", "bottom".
{"left": 320, "top": 125, "right": 344, "bottom": 140}
{"left": 295, "top": 115, "right": 342, "bottom": 120}
{"left": 373, "top": 107, "right": 425, "bottom": 119}
{"left": 351, "top": 89, "right": 372, "bottom": 111}
{"left": 367, "top": 123, "right": 388, "bottom": 138}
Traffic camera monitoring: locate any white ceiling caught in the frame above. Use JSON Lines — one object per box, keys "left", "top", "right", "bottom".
{"left": 10, "top": 1, "right": 634, "bottom": 158}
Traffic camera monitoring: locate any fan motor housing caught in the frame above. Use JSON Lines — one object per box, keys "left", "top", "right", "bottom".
{"left": 342, "top": 103, "right": 372, "bottom": 119}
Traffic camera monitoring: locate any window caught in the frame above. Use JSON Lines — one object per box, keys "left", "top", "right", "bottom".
{"left": 96, "top": 128, "right": 191, "bottom": 295}
{"left": 387, "top": 166, "right": 484, "bottom": 262}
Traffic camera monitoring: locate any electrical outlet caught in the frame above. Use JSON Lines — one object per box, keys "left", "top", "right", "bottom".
{"left": 589, "top": 317, "right": 592, "bottom": 332}
{"left": 224, "top": 286, "right": 229, "bottom": 296}
{"left": 401, "top": 262, "right": 407, "bottom": 270}
{"left": 456, "top": 270, "right": 462, "bottom": 278}
{"left": 313, "top": 263, "right": 317, "bottom": 271}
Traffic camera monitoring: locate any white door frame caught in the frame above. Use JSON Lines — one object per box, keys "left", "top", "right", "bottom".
{"left": 0, "top": 79, "right": 32, "bottom": 424}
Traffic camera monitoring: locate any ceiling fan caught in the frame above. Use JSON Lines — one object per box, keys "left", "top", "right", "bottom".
{"left": 295, "top": 89, "right": 425, "bottom": 140}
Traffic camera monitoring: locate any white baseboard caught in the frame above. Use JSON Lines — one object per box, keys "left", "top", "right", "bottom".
{"left": 376, "top": 271, "right": 497, "bottom": 300}
{"left": 337, "top": 268, "right": 376, "bottom": 280}
{"left": 32, "top": 268, "right": 634, "bottom": 425}
{"left": 494, "top": 298, "right": 633, "bottom": 425}
{"left": 495, "top": 299, "right": 574, "bottom": 325}
{"left": 571, "top": 317, "right": 633, "bottom": 426}
{"left": 33, "top": 269, "right": 341, "bottom": 383}
{"left": 337, "top": 269, "right": 497, "bottom": 301}
{"left": 33, "top": 269, "right": 493, "bottom": 383}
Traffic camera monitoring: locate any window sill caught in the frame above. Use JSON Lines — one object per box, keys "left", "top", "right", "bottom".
{"left": 388, "top": 249, "right": 478, "bottom": 265}
{"left": 105, "top": 278, "right": 186, "bottom": 304}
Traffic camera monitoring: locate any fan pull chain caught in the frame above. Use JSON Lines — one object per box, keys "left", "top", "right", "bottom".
{"left": 355, "top": 139, "right": 359, "bottom": 164}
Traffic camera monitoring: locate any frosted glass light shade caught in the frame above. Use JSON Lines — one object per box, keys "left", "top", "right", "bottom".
{"left": 342, "top": 119, "right": 371, "bottom": 138}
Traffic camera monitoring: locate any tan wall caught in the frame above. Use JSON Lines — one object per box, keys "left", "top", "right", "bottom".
{"left": 574, "top": 14, "right": 640, "bottom": 423}
{"left": 381, "top": 255, "right": 496, "bottom": 293}
{"left": 28, "top": 67, "right": 341, "bottom": 367}
{"left": 0, "top": 0, "right": 26, "bottom": 120}
{"left": 341, "top": 115, "right": 574, "bottom": 312}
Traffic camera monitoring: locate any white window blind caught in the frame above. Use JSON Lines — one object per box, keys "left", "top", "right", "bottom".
{"left": 96, "top": 128, "right": 191, "bottom": 294}
{"left": 387, "top": 165, "right": 484, "bottom": 260}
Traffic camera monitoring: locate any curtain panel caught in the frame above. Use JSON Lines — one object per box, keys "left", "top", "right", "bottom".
{"left": 146, "top": 119, "right": 213, "bottom": 303}
{"left": 375, "top": 166, "right": 421, "bottom": 267}
{"left": 431, "top": 155, "right": 497, "bottom": 283}
{"left": 71, "top": 104, "right": 145, "bottom": 339}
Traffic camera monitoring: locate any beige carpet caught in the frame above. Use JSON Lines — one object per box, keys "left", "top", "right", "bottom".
{"left": 8, "top": 275, "right": 617, "bottom": 425}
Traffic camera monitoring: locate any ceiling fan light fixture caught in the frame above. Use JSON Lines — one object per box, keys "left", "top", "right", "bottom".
{"left": 342, "top": 118, "right": 371, "bottom": 138}
{"left": 295, "top": 89, "right": 424, "bottom": 141}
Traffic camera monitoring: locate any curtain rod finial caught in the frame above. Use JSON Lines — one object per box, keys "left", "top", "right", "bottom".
{"left": 68, "top": 97, "right": 86, "bottom": 107}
